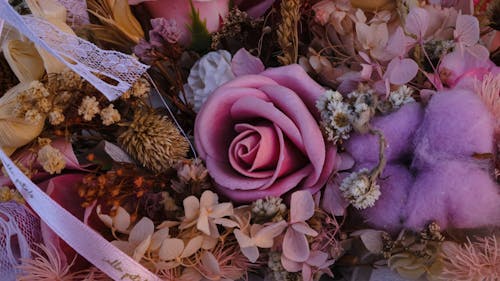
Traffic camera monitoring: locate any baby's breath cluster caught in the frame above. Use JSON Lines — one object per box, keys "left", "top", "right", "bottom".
{"left": 316, "top": 90, "right": 353, "bottom": 143}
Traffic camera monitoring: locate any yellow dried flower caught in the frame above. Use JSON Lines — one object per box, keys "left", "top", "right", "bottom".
{"left": 0, "top": 186, "right": 25, "bottom": 204}
{"left": 37, "top": 144, "right": 66, "bottom": 174}
{"left": 118, "top": 110, "right": 189, "bottom": 173}
{"left": 48, "top": 109, "right": 65, "bottom": 125}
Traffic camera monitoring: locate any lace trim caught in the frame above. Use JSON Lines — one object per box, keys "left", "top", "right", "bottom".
{"left": 0, "top": 0, "right": 149, "bottom": 100}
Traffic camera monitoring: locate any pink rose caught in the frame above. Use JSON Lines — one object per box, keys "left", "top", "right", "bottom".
{"left": 141, "top": 0, "right": 229, "bottom": 45}
{"left": 194, "top": 65, "right": 337, "bottom": 202}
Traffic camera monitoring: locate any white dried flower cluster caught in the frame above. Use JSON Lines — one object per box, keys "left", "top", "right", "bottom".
{"left": 37, "top": 144, "right": 66, "bottom": 174}
{"left": 316, "top": 90, "right": 354, "bottom": 143}
{"left": 389, "top": 85, "right": 415, "bottom": 109}
{"left": 78, "top": 96, "right": 100, "bottom": 121}
{"left": 348, "top": 89, "right": 377, "bottom": 133}
{"left": 340, "top": 168, "right": 381, "bottom": 210}
{"left": 251, "top": 196, "right": 287, "bottom": 219}
{"left": 100, "top": 104, "right": 121, "bottom": 126}
{"left": 183, "top": 50, "right": 235, "bottom": 112}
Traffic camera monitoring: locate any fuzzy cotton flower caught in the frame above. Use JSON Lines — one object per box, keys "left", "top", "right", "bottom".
{"left": 100, "top": 104, "right": 121, "bottom": 126}
{"left": 180, "top": 190, "right": 238, "bottom": 237}
{"left": 37, "top": 144, "right": 66, "bottom": 174}
{"left": 183, "top": 50, "right": 235, "bottom": 112}
{"left": 78, "top": 96, "right": 100, "bottom": 121}
{"left": 340, "top": 168, "right": 381, "bottom": 210}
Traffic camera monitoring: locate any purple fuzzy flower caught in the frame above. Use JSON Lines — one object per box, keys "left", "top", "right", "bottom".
{"left": 405, "top": 160, "right": 500, "bottom": 230}
{"left": 412, "top": 89, "right": 495, "bottom": 169}
{"left": 345, "top": 102, "right": 424, "bottom": 164}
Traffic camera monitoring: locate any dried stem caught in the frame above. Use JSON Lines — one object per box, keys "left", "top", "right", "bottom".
{"left": 368, "top": 128, "right": 387, "bottom": 184}
{"left": 277, "top": 0, "right": 301, "bottom": 65}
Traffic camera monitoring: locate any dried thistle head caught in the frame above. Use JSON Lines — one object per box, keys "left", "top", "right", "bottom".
{"left": 118, "top": 110, "right": 189, "bottom": 173}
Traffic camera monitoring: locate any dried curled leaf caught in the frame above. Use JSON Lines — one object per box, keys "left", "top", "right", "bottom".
{"left": 0, "top": 83, "right": 45, "bottom": 155}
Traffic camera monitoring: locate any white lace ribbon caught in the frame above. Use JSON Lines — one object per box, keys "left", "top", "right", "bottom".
{"left": 0, "top": 0, "right": 149, "bottom": 101}
{"left": 0, "top": 149, "right": 162, "bottom": 281}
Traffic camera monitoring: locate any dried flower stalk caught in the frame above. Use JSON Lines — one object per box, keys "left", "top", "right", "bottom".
{"left": 277, "top": 0, "right": 301, "bottom": 65}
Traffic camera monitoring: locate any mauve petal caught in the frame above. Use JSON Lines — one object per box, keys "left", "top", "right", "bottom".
{"left": 307, "top": 251, "right": 329, "bottom": 267}
{"left": 229, "top": 122, "right": 279, "bottom": 178}
{"left": 216, "top": 165, "right": 313, "bottom": 202}
{"left": 283, "top": 228, "right": 310, "bottom": 262}
{"left": 206, "top": 156, "right": 269, "bottom": 191}
{"left": 261, "top": 65, "right": 326, "bottom": 119}
{"left": 290, "top": 190, "right": 315, "bottom": 223}
{"left": 230, "top": 96, "right": 305, "bottom": 154}
{"left": 195, "top": 87, "right": 268, "bottom": 160}
{"left": 259, "top": 84, "right": 326, "bottom": 187}
{"left": 280, "top": 254, "right": 302, "bottom": 272}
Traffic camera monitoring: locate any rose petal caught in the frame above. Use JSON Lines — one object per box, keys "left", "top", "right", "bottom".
{"left": 229, "top": 122, "right": 279, "bottom": 178}
{"left": 230, "top": 96, "right": 305, "bottom": 154}
{"left": 258, "top": 84, "right": 326, "bottom": 187}
{"left": 261, "top": 65, "right": 326, "bottom": 119}
{"left": 195, "top": 85, "right": 271, "bottom": 160}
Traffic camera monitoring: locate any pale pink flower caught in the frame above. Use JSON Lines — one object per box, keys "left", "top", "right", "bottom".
{"left": 157, "top": 236, "right": 204, "bottom": 269}
{"left": 282, "top": 190, "right": 318, "bottom": 263}
{"left": 281, "top": 250, "right": 334, "bottom": 281}
{"left": 96, "top": 205, "right": 131, "bottom": 234}
{"left": 234, "top": 221, "right": 287, "bottom": 262}
{"left": 111, "top": 217, "right": 154, "bottom": 261}
{"left": 180, "top": 190, "right": 238, "bottom": 237}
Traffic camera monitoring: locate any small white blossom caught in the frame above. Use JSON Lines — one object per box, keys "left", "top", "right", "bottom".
{"left": 340, "top": 169, "right": 381, "bottom": 210}
{"left": 183, "top": 50, "right": 235, "bottom": 112}
{"left": 389, "top": 85, "right": 415, "bottom": 109}
{"left": 78, "top": 96, "right": 100, "bottom": 121}
{"left": 100, "top": 104, "right": 121, "bottom": 126}
{"left": 316, "top": 90, "right": 354, "bottom": 143}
